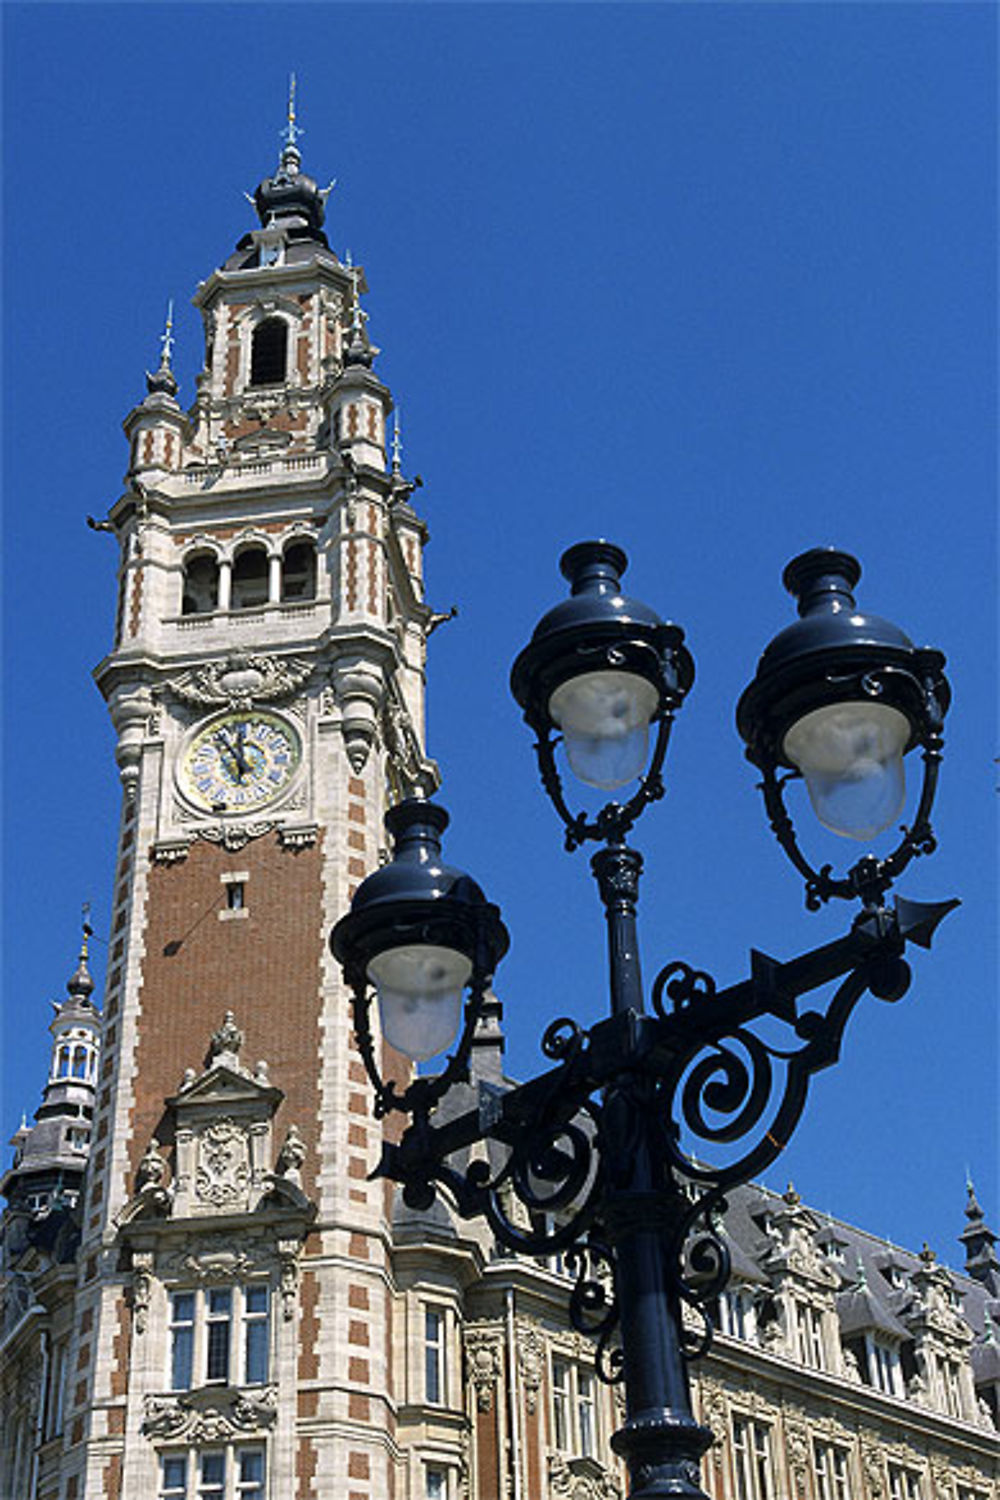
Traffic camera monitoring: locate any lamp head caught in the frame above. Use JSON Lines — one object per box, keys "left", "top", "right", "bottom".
{"left": 331, "top": 799, "right": 508, "bottom": 1064}
{"left": 737, "top": 548, "right": 949, "bottom": 843}
{"left": 511, "top": 541, "right": 693, "bottom": 797}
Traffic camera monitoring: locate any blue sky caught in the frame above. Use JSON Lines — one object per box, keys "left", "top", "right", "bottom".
{"left": 2, "top": 3, "right": 996, "bottom": 1267}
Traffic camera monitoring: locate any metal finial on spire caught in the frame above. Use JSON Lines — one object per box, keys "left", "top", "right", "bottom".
{"left": 159, "top": 301, "right": 175, "bottom": 368}
{"left": 81, "top": 902, "right": 93, "bottom": 956}
{"left": 391, "top": 410, "right": 403, "bottom": 475}
{"left": 281, "top": 72, "right": 303, "bottom": 150}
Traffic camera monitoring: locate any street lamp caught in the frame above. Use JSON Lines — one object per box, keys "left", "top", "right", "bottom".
{"left": 332, "top": 541, "right": 956, "bottom": 1500}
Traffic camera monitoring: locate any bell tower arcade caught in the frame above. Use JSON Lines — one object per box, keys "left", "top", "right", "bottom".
{"left": 72, "top": 108, "right": 436, "bottom": 1500}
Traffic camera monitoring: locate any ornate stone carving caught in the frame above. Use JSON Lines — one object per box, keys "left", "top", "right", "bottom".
{"left": 330, "top": 655, "right": 386, "bottom": 772}
{"left": 199, "top": 819, "right": 276, "bottom": 851}
{"left": 278, "top": 823, "right": 318, "bottom": 850}
{"left": 208, "top": 1011, "right": 244, "bottom": 1066}
{"left": 142, "top": 1385, "right": 278, "bottom": 1441}
{"left": 860, "top": 1431, "right": 886, "bottom": 1498}
{"left": 464, "top": 1326, "right": 503, "bottom": 1411}
{"left": 195, "top": 1118, "right": 250, "bottom": 1207}
{"left": 168, "top": 651, "right": 313, "bottom": 711}
{"left": 696, "top": 1377, "right": 728, "bottom": 1472}
{"left": 516, "top": 1321, "right": 545, "bottom": 1414}
{"left": 152, "top": 838, "right": 191, "bottom": 865}
{"left": 276, "top": 1238, "right": 301, "bottom": 1321}
{"left": 176, "top": 1247, "right": 255, "bottom": 1282}
{"left": 137, "top": 1138, "right": 169, "bottom": 1192}
{"left": 275, "top": 1125, "right": 306, "bottom": 1186}
{"left": 547, "top": 1454, "right": 622, "bottom": 1499}
{"left": 131, "top": 1250, "right": 155, "bottom": 1335}
{"left": 783, "top": 1411, "right": 810, "bottom": 1498}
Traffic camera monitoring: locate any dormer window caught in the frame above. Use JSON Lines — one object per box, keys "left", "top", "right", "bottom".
{"left": 250, "top": 317, "right": 287, "bottom": 386}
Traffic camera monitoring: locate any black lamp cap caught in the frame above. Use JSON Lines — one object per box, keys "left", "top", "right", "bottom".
{"left": 330, "top": 799, "right": 508, "bottom": 971}
{"left": 737, "top": 546, "right": 949, "bottom": 761}
{"left": 510, "top": 540, "right": 693, "bottom": 719}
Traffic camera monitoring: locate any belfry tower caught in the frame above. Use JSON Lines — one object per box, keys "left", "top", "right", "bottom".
{"left": 71, "top": 101, "right": 436, "bottom": 1500}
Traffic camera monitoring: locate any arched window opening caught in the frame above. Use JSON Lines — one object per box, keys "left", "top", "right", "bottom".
{"left": 57, "top": 1046, "right": 71, "bottom": 1079}
{"left": 231, "top": 547, "right": 269, "bottom": 610}
{"left": 72, "top": 1046, "right": 89, "bottom": 1079}
{"left": 281, "top": 541, "right": 317, "bottom": 602}
{"left": 250, "top": 318, "right": 288, "bottom": 386}
{"left": 182, "top": 552, "right": 220, "bottom": 616}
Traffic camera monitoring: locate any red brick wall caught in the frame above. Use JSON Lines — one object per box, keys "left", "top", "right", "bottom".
{"left": 127, "top": 834, "right": 325, "bottom": 1195}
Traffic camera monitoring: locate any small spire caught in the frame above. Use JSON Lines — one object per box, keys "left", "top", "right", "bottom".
{"left": 282, "top": 72, "right": 303, "bottom": 150}
{"left": 391, "top": 409, "right": 402, "bottom": 475}
{"left": 145, "top": 302, "right": 179, "bottom": 399}
{"left": 277, "top": 73, "right": 303, "bottom": 176}
{"left": 159, "top": 300, "right": 175, "bottom": 368}
{"left": 66, "top": 908, "right": 95, "bottom": 1000}
{"left": 854, "top": 1252, "right": 868, "bottom": 1290}
{"left": 344, "top": 265, "right": 373, "bottom": 368}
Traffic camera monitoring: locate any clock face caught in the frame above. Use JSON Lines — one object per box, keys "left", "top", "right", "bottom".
{"left": 181, "top": 710, "right": 301, "bottom": 813}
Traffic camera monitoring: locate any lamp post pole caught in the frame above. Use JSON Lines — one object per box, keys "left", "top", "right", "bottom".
{"left": 332, "top": 541, "right": 955, "bottom": 1500}
{"left": 592, "top": 844, "right": 715, "bottom": 1497}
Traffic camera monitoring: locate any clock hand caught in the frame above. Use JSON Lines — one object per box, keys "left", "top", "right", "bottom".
{"left": 235, "top": 722, "right": 249, "bottom": 778}
{"left": 214, "top": 730, "right": 243, "bottom": 782}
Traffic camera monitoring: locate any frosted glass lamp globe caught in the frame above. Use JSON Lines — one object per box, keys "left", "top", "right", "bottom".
{"left": 367, "top": 943, "right": 473, "bottom": 1063}
{"left": 783, "top": 701, "right": 910, "bottom": 840}
{"left": 549, "top": 670, "right": 660, "bottom": 790}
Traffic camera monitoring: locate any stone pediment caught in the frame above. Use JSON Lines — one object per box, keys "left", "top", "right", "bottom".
{"left": 167, "top": 1062, "right": 283, "bottom": 1114}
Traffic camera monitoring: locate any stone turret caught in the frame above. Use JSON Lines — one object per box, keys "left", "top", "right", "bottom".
{"left": 1, "top": 924, "right": 101, "bottom": 1223}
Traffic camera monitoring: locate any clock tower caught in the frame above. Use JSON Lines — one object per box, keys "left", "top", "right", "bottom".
{"left": 72, "top": 108, "right": 437, "bottom": 1500}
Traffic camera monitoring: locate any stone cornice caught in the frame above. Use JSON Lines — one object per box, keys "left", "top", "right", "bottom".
{"left": 704, "top": 1339, "right": 1000, "bottom": 1457}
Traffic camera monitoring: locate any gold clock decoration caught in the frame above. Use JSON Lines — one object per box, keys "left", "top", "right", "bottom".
{"left": 181, "top": 710, "right": 301, "bottom": 812}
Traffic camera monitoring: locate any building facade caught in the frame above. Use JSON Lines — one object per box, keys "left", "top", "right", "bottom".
{"left": 3, "top": 125, "right": 999, "bottom": 1500}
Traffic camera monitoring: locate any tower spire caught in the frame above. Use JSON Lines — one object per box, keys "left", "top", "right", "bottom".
{"left": 145, "top": 299, "right": 179, "bottom": 399}
{"left": 279, "top": 72, "right": 303, "bottom": 172}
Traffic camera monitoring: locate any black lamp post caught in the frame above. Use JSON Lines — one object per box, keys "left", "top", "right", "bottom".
{"left": 332, "top": 541, "right": 956, "bottom": 1500}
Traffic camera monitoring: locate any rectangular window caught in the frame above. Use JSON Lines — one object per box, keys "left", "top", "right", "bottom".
{"left": 732, "top": 1417, "right": 773, "bottom": 1500}
{"left": 814, "top": 1440, "right": 852, "bottom": 1500}
{"left": 887, "top": 1467, "right": 922, "bottom": 1500}
{"left": 425, "top": 1468, "right": 447, "bottom": 1500}
{"left": 425, "top": 1307, "right": 444, "bottom": 1405}
{"left": 205, "top": 1290, "right": 233, "bottom": 1383}
{"left": 868, "top": 1338, "right": 901, "bottom": 1396}
{"left": 719, "top": 1287, "right": 756, "bottom": 1342}
{"left": 170, "top": 1293, "right": 195, "bottom": 1391}
{"left": 577, "top": 1371, "right": 596, "bottom": 1457}
{"left": 552, "top": 1359, "right": 569, "bottom": 1451}
{"left": 198, "top": 1450, "right": 226, "bottom": 1500}
{"left": 794, "top": 1301, "right": 825, "bottom": 1369}
{"left": 243, "top": 1286, "right": 269, "bottom": 1385}
{"left": 159, "top": 1454, "right": 187, "bottom": 1500}
{"left": 170, "top": 1285, "right": 268, "bottom": 1391}
{"left": 236, "top": 1448, "right": 266, "bottom": 1500}
{"left": 941, "top": 1357, "right": 963, "bottom": 1418}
